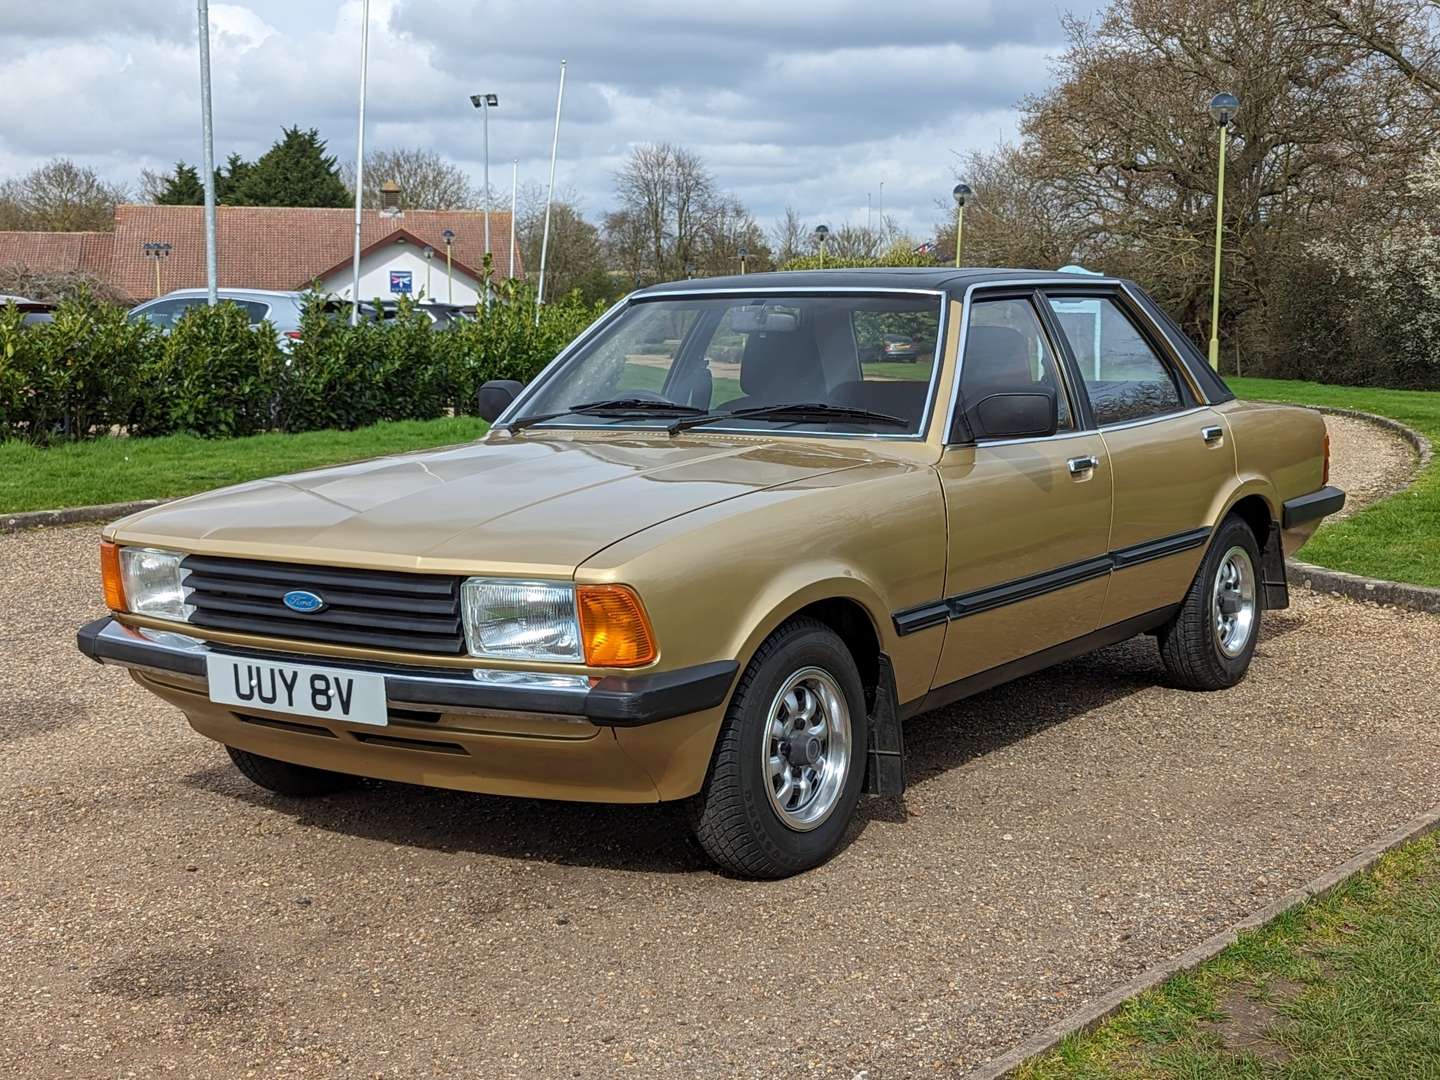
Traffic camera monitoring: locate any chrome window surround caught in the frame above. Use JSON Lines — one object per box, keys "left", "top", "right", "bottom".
{"left": 942, "top": 277, "right": 1219, "bottom": 446}
{"left": 495, "top": 287, "right": 950, "bottom": 443}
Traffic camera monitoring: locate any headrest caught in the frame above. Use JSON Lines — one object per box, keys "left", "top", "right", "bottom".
{"left": 963, "top": 326, "right": 1032, "bottom": 389}
{"left": 740, "top": 329, "right": 824, "bottom": 400}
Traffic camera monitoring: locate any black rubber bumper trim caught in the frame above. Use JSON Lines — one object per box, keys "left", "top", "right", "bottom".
{"left": 77, "top": 615, "right": 208, "bottom": 676}
{"left": 76, "top": 617, "right": 737, "bottom": 727}
{"left": 1283, "top": 486, "right": 1346, "bottom": 529}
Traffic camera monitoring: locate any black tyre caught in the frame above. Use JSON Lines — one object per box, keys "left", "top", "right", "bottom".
{"left": 1158, "top": 514, "right": 1263, "bottom": 690}
{"left": 689, "top": 618, "right": 869, "bottom": 878}
{"left": 225, "top": 746, "right": 360, "bottom": 797}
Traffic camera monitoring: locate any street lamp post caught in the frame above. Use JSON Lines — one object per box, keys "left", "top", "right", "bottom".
{"left": 1207, "top": 92, "right": 1239, "bottom": 370}
{"left": 441, "top": 228, "right": 455, "bottom": 304}
{"left": 952, "top": 183, "right": 972, "bottom": 268}
{"left": 142, "top": 242, "right": 172, "bottom": 298}
{"left": 349, "top": 0, "right": 371, "bottom": 325}
{"left": 738, "top": 245, "right": 748, "bottom": 276}
{"left": 469, "top": 93, "right": 499, "bottom": 266}
{"left": 814, "top": 224, "right": 829, "bottom": 269}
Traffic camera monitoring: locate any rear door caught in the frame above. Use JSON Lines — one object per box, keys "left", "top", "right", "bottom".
{"left": 1044, "top": 289, "right": 1234, "bottom": 627}
{"left": 927, "top": 291, "right": 1113, "bottom": 689}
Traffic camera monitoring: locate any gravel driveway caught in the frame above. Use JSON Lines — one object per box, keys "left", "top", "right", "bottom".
{"left": 1, "top": 416, "right": 1433, "bottom": 1079}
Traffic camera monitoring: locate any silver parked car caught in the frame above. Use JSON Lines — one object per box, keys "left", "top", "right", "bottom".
{"left": 128, "top": 289, "right": 312, "bottom": 347}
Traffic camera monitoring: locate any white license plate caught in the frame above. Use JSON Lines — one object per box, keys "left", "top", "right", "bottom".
{"left": 205, "top": 654, "right": 388, "bottom": 726}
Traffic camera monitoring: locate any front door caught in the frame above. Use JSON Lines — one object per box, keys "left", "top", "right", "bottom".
{"left": 930, "top": 293, "right": 1114, "bottom": 689}
{"left": 1044, "top": 291, "right": 1235, "bottom": 626}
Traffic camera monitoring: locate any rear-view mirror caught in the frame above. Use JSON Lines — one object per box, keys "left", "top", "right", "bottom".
{"left": 972, "top": 389, "right": 1058, "bottom": 440}
{"left": 477, "top": 379, "right": 524, "bottom": 423}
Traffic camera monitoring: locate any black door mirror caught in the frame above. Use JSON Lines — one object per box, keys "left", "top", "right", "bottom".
{"left": 972, "top": 388, "right": 1058, "bottom": 440}
{"left": 477, "top": 379, "right": 523, "bottom": 423}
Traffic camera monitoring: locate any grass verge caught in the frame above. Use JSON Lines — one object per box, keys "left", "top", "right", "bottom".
{"left": 1017, "top": 832, "right": 1440, "bottom": 1079}
{"left": 1, "top": 416, "right": 488, "bottom": 514}
{"left": 1230, "top": 377, "right": 1440, "bottom": 588}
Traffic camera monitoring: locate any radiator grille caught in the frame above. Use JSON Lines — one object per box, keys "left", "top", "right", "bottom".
{"left": 181, "top": 555, "right": 465, "bottom": 655}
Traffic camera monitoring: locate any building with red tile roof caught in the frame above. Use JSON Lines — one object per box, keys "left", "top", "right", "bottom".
{"left": 0, "top": 204, "right": 520, "bottom": 304}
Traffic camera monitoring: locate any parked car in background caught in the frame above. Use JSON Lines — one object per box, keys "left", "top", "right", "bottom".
{"left": 79, "top": 268, "right": 1344, "bottom": 879}
{"left": 128, "top": 288, "right": 310, "bottom": 348}
{"left": 362, "top": 300, "right": 473, "bottom": 327}
{"left": 880, "top": 333, "right": 919, "bottom": 362}
{"left": 1, "top": 293, "right": 55, "bottom": 328}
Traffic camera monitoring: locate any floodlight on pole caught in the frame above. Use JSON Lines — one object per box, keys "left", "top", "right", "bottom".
{"left": 1207, "top": 92, "right": 1239, "bottom": 370}
{"left": 142, "top": 242, "right": 173, "bottom": 298}
{"left": 469, "top": 92, "right": 499, "bottom": 303}
{"left": 509, "top": 158, "right": 518, "bottom": 283}
{"left": 952, "top": 182, "right": 972, "bottom": 268}
{"left": 814, "top": 224, "right": 829, "bottom": 269}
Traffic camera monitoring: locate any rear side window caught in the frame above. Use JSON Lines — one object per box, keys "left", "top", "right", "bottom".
{"left": 1047, "top": 296, "right": 1183, "bottom": 425}
{"left": 130, "top": 299, "right": 193, "bottom": 329}
{"left": 236, "top": 300, "right": 270, "bottom": 324}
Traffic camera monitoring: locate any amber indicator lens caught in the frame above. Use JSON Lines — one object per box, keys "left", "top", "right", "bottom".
{"left": 576, "top": 585, "right": 657, "bottom": 667}
{"left": 100, "top": 541, "right": 126, "bottom": 612}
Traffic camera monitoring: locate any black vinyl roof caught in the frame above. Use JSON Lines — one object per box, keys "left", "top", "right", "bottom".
{"left": 631, "top": 266, "right": 1121, "bottom": 302}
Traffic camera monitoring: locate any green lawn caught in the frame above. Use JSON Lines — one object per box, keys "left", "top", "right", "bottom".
{"left": 1016, "top": 833, "right": 1440, "bottom": 1079}
{"left": 1, "top": 416, "right": 488, "bottom": 514}
{"left": 1229, "top": 378, "right": 1440, "bottom": 588}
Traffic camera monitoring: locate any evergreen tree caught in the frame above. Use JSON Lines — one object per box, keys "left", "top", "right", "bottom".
{"left": 154, "top": 162, "right": 204, "bottom": 205}
{"left": 229, "top": 127, "right": 349, "bottom": 207}
{"left": 216, "top": 153, "right": 252, "bottom": 204}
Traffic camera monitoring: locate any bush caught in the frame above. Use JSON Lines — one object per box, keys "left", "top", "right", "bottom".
{"left": 0, "top": 292, "right": 156, "bottom": 443}
{"left": 1, "top": 274, "right": 607, "bottom": 444}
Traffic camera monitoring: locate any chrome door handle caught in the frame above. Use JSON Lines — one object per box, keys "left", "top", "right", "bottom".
{"left": 1067, "top": 454, "right": 1100, "bottom": 476}
{"left": 1202, "top": 425, "right": 1224, "bottom": 444}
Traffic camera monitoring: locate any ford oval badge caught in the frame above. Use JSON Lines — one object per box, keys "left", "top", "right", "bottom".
{"left": 282, "top": 590, "right": 326, "bottom": 614}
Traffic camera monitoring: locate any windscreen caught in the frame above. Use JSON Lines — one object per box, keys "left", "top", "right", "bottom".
{"left": 512, "top": 293, "right": 943, "bottom": 437}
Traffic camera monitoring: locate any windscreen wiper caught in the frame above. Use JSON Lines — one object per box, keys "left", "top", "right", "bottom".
{"left": 667, "top": 402, "right": 910, "bottom": 436}
{"left": 502, "top": 397, "right": 708, "bottom": 432}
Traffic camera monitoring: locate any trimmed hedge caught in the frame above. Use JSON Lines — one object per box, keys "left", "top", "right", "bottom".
{"left": 0, "top": 280, "right": 604, "bottom": 444}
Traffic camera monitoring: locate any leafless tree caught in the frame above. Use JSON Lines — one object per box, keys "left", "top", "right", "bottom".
{"left": 769, "top": 206, "right": 808, "bottom": 264}
{"left": 341, "top": 147, "right": 477, "bottom": 210}
{"left": 988, "top": 0, "right": 1440, "bottom": 372}
{"left": 613, "top": 143, "right": 719, "bottom": 279}
{"left": 0, "top": 158, "right": 127, "bottom": 231}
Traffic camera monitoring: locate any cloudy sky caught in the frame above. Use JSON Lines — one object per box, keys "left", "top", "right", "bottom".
{"left": 0, "top": 0, "right": 1103, "bottom": 240}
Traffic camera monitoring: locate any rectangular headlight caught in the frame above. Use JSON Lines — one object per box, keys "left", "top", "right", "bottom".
{"left": 461, "top": 578, "right": 582, "bottom": 662}
{"left": 118, "top": 547, "right": 194, "bottom": 621}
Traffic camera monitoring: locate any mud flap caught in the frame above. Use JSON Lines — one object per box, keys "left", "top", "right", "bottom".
{"left": 863, "top": 654, "right": 906, "bottom": 796}
{"left": 1261, "top": 523, "right": 1289, "bottom": 610}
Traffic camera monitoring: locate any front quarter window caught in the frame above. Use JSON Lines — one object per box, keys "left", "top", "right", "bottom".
{"left": 513, "top": 292, "right": 943, "bottom": 437}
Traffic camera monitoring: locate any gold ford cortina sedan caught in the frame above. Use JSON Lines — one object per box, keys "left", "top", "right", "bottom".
{"left": 78, "top": 269, "right": 1345, "bottom": 878}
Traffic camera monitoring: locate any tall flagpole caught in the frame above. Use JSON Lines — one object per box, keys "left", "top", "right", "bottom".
{"left": 536, "top": 59, "right": 566, "bottom": 325}
{"left": 510, "top": 158, "right": 518, "bottom": 280}
{"left": 197, "top": 0, "right": 218, "bottom": 306}
{"left": 349, "top": 0, "right": 371, "bottom": 325}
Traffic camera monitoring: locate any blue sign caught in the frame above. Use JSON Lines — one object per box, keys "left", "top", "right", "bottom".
{"left": 389, "top": 270, "right": 413, "bottom": 295}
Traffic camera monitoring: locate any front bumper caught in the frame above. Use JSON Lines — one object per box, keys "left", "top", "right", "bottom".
{"left": 77, "top": 617, "right": 736, "bottom": 727}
